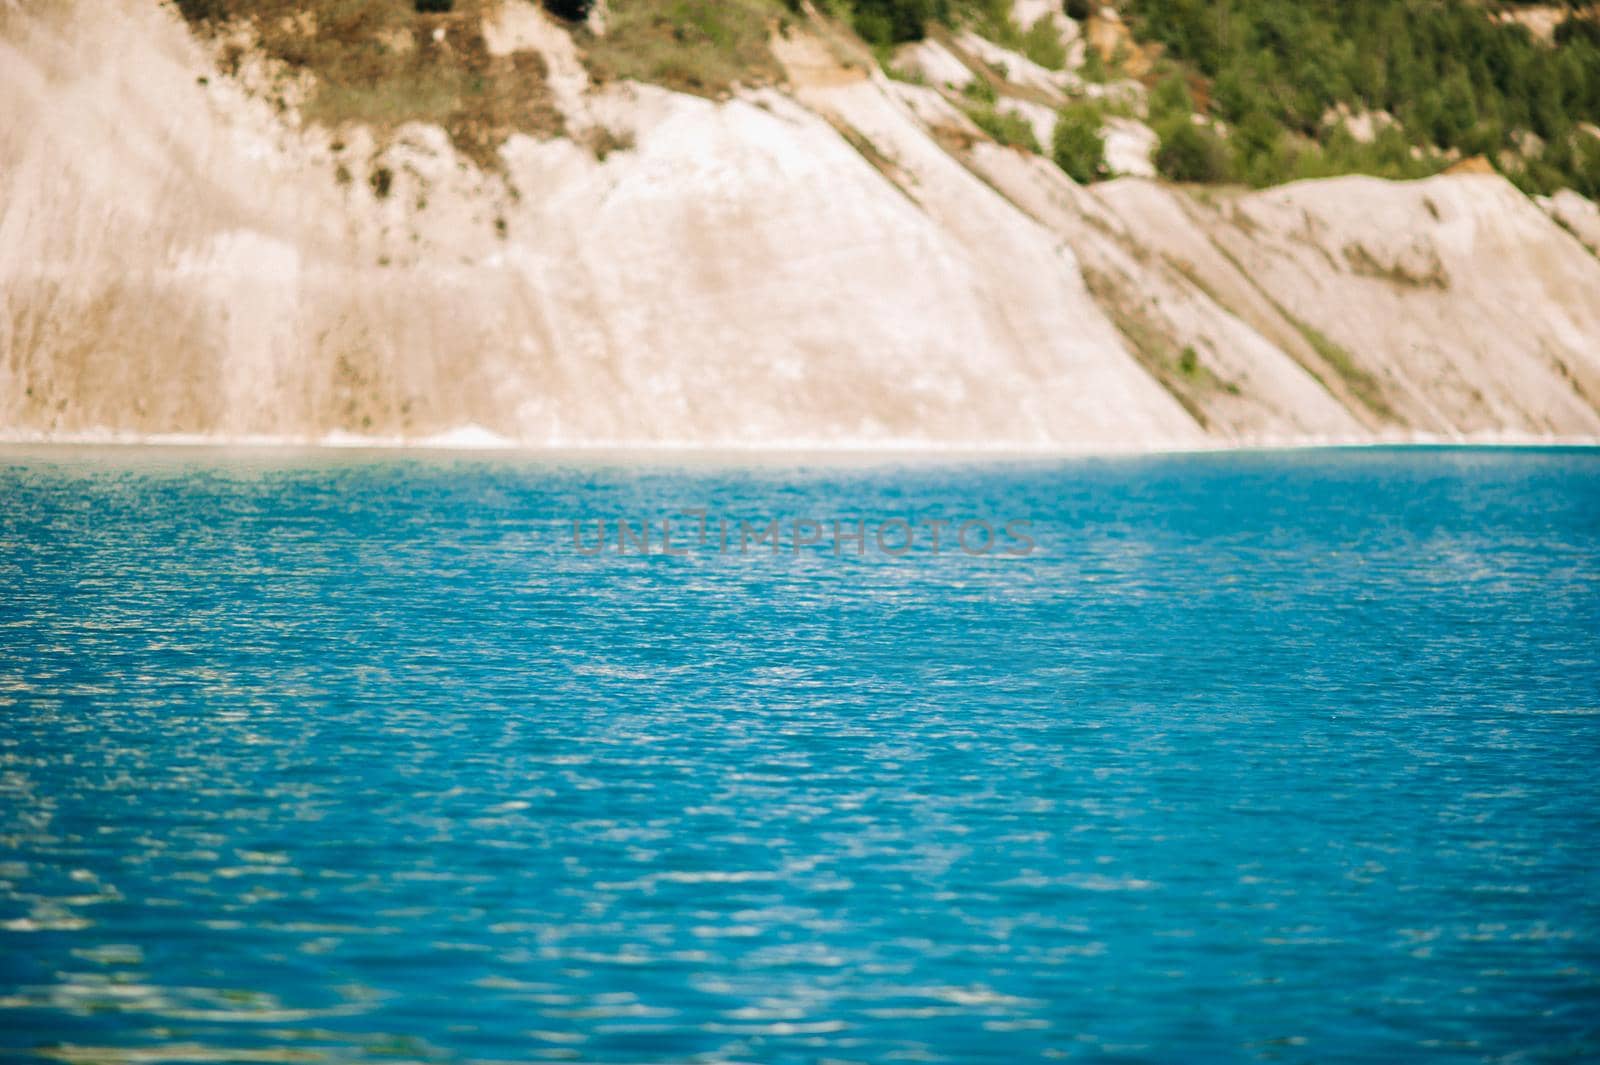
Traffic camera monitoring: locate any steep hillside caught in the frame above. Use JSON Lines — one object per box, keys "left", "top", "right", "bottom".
{"left": 0, "top": 0, "right": 1597, "bottom": 449}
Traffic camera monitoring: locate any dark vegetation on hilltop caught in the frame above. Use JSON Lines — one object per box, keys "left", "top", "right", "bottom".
{"left": 1124, "top": 0, "right": 1600, "bottom": 195}
{"left": 804, "top": 0, "right": 1027, "bottom": 50}
{"left": 839, "top": 0, "right": 1600, "bottom": 195}
{"left": 174, "top": 0, "right": 1600, "bottom": 196}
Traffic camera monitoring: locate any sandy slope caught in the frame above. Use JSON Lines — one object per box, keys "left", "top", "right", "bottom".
{"left": 1, "top": 1, "right": 1597, "bottom": 449}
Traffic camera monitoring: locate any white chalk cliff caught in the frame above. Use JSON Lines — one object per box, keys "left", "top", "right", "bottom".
{"left": 2, "top": 0, "right": 1598, "bottom": 450}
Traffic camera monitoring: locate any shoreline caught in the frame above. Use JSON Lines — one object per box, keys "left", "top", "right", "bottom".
{"left": 2, "top": 428, "right": 1598, "bottom": 466}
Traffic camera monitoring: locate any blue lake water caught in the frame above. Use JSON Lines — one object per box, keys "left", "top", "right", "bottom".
{"left": 1, "top": 446, "right": 1597, "bottom": 1063}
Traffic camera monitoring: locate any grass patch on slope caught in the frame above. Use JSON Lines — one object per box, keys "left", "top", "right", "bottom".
{"left": 1198, "top": 229, "right": 1399, "bottom": 425}
{"left": 580, "top": 0, "right": 787, "bottom": 98}
{"left": 1286, "top": 314, "right": 1398, "bottom": 424}
{"left": 176, "top": 0, "right": 563, "bottom": 169}
{"left": 966, "top": 106, "right": 1041, "bottom": 153}
{"left": 1081, "top": 266, "right": 1245, "bottom": 430}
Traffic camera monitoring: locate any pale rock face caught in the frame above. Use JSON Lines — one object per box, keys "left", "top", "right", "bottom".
{"left": 1012, "top": 0, "right": 1075, "bottom": 36}
{"left": 890, "top": 39, "right": 975, "bottom": 90}
{"left": 1538, "top": 189, "right": 1600, "bottom": 257}
{"left": 1205, "top": 175, "right": 1600, "bottom": 437}
{"left": 1010, "top": 0, "right": 1087, "bottom": 70}
{"left": 772, "top": 48, "right": 1204, "bottom": 449}
{"left": 2, "top": 1, "right": 1598, "bottom": 450}
{"left": 919, "top": 93, "right": 1600, "bottom": 444}
{"left": 1492, "top": 4, "right": 1568, "bottom": 43}
{"left": 1080, "top": 78, "right": 1149, "bottom": 113}
{"left": 484, "top": 2, "right": 588, "bottom": 112}
{"left": 965, "top": 160, "right": 1366, "bottom": 443}
{"left": 954, "top": 30, "right": 1071, "bottom": 101}
{"left": 0, "top": 0, "right": 1201, "bottom": 450}
{"left": 1101, "top": 118, "right": 1158, "bottom": 178}
{"left": 1320, "top": 103, "right": 1398, "bottom": 145}
{"left": 1082, "top": 179, "right": 1381, "bottom": 432}
{"left": 1002, "top": 98, "right": 1062, "bottom": 153}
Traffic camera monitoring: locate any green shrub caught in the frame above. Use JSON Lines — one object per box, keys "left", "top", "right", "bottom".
{"left": 544, "top": 0, "right": 593, "bottom": 20}
{"left": 853, "top": 11, "right": 897, "bottom": 47}
{"left": 369, "top": 165, "right": 394, "bottom": 198}
{"left": 851, "top": 0, "right": 936, "bottom": 44}
{"left": 962, "top": 77, "right": 998, "bottom": 105}
{"left": 175, "top": 0, "right": 231, "bottom": 19}
{"left": 970, "top": 106, "right": 1043, "bottom": 153}
{"left": 1080, "top": 46, "right": 1107, "bottom": 83}
{"left": 1020, "top": 17, "right": 1067, "bottom": 70}
{"left": 1155, "top": 121, "right": 1231, "bottom": 183}
{"left": 1052, "top": 103, "right": 1105, "bottom": 182}
{"left": 1557, "top": 14, "right": 1600, "bottom": 48}
{"left": 1574, "top": 134, "right": 1600, "bottom": 199}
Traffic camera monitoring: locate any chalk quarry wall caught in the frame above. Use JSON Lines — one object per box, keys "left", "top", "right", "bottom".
{"left": 2, "top": 0, "right": 1597, "bottom": 449}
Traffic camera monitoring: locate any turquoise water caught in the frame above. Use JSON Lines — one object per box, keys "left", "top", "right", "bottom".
{"left": 1, "top": 446, "right": 1597, "bottom": 1063}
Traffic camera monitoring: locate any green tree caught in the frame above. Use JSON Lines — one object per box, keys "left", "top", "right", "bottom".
{"left": 851, "top": 0, "right": 936, "bottom": 44}
{"left": 1149, "top": 72, "right": 1196, "bottom": 126}
{"left": 1121, "top": 0, "right": 1600, "bottom": 193}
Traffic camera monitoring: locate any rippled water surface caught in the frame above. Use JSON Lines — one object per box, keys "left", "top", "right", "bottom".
{"left": 1, "top": 446, "right": 1598, "bottom": 1063}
